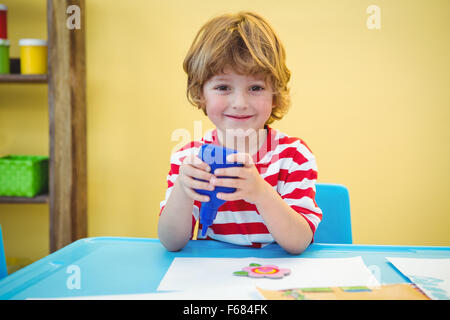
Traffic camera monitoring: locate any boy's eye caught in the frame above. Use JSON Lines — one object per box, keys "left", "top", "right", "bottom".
{"left": 214, "top": 85, "right": 265, "bottom": 91}
{"left": 251, "top": 85, "right": 265, "bottom": 91}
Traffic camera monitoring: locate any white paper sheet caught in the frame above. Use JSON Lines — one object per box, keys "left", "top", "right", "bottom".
{"left": 386, "top": 257, "right": 450, "bottom": 300}
{"left": 33, "top": 284, "right": 263, "bottom": 300}
{"left": 157, "top": 256, "right": 379, "bottom": 292}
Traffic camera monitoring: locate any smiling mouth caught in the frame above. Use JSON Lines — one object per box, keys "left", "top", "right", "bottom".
{"left": 225, "top": 115, "right": 254, "bottom": 120}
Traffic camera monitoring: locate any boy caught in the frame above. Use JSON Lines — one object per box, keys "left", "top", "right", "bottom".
{"left": 158, "top": 12, "right": 322, "bottom": 254}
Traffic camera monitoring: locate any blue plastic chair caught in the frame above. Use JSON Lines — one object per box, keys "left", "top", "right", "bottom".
{"left": 0, "top": 225, "right": 7, "bottom": 279}
{"left": 314, "top": 183, "right": 352, "bottom": 244}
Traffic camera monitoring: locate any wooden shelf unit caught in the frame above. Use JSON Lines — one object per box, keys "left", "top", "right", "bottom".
{"left": 0, "top": 194, "right": 49, "bottom": 204}
{"left": 0, "top": 0, "right": 87, "bottom": 253}
{"left": 0, "top": 74, "right": 48, "bottom": 83}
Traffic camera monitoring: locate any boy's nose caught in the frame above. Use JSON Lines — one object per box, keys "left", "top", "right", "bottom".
{"left": 231, "top": 91, "right": 249, "bottom": 109}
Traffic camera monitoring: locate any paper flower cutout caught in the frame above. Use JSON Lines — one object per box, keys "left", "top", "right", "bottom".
{"left": 233, "top": 263, "right": 291, "bottom": 279}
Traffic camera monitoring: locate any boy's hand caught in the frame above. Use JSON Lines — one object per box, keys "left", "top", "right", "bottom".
{"left": 210, "top": 153, "right": 270, "bottom": 204}
{"left": 177, "top": 155, "right": 215, "bottom": 202}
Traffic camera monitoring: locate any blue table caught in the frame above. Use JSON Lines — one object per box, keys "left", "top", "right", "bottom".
{"left": 0, "top": 237, "right": 449, "bottom": 300}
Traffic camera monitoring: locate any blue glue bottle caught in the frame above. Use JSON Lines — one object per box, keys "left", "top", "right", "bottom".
{"left": 194, "top": 144, "right": 243, "bottom": 237}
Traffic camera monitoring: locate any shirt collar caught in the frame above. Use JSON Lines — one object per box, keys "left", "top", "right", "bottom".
{"left": 207, "top": 125, "right": 276, "bottom": 164}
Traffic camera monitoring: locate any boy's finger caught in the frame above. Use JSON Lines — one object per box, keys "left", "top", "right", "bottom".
{"left": 210, "top": 176, "right": 240, "bottom": 188}
{"left": 194, "top": 156, "right": 211, "bottom": 172}
{"left": 187, "top": 176, "right": 214, "bottom": 191}
{"left": 183, "top": 155, "right": 211, "bottom": 172}
{"left": 213, "top": 167, "right": 243, "bottom": 177}
{"left": 184, "top": 165, "right": 213, "bottom": 181}
{"left": 183, "top": 186, "right": 210, "bottom": 202}
{"left": 216, "top": 191, "right": 240, "bottom": 201}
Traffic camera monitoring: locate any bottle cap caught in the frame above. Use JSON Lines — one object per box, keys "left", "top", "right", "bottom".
{"left": 0, "top": 39, "right": 9, "bottom": 46}
{"left": 19, "top": 39, "right": 47, "bottom": 46}
{"left": 0, "top": 4, "right": 8, "bottom": 11}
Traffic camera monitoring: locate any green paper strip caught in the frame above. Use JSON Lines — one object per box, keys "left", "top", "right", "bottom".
{"left": 340, "top": 286, "right": 372, "bottom": 292}
{"left": 282, "top": 290, "right": 293, "bottom": 296}
{"left": 233, "top": 271, "right": 249, "bottom": 276}
{"left": 301, "top": 287, "right": 333, "bottom": 293}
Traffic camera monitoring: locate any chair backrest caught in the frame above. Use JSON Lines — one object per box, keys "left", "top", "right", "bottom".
{"left": 314, "top": 183, "right": 352, "bottom": 244}
{"left": 0, "top": 225, "right": 7, "bottom": 280}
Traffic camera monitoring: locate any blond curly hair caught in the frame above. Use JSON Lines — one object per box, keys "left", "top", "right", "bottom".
{"left": 183, "top": 11, "right": 291, "bottom": 125}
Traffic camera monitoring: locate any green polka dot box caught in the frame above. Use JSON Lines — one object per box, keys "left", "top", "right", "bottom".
{"left": 0, "top": 155, "right": 49, "bottom": 197}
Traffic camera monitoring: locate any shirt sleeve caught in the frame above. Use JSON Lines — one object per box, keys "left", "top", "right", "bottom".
{"left": 277, "top": 140, "right": 323, "bottom": 238}
{"left": 159, "top": 144, "right": 202, "bottom": 237}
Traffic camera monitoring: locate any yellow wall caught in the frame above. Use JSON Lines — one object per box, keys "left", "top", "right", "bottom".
{"left": 1, "top": 0, "right": 449, "bottom": 263}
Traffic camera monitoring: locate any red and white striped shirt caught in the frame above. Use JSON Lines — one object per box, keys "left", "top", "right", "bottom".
{"left": 159, "top": 126, "right": 323, "bottom": 248}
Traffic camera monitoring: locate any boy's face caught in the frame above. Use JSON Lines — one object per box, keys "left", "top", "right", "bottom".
{"left": 202, "top": 66, "right": 274, "bottom": 137}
